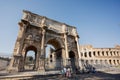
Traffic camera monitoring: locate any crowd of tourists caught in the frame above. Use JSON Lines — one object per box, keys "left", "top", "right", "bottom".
{"left": 61, "top": 67, "right": 72, "bottom": 78}
{"left": 60, "top": 65, "right": 96, "bottom": 78}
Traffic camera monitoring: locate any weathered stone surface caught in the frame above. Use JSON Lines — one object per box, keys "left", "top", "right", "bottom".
{"left": 80, "top": 45, "right": 120, "bottom": 70}
{"left": 8, "top": 10, "right": 80, "bottom": 72}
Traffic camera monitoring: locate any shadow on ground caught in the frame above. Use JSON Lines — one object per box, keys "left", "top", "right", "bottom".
{"left": 27, "top": 71, "right": 120, "bottom": 80}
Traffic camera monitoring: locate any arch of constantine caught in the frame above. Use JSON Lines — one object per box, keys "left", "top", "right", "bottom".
{"left": 8, "top": 10, "right": 81, "bottom": 72}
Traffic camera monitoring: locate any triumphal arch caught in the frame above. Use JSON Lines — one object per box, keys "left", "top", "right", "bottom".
{"left": 8, "top": 10, "right": 81, "bottom": 72}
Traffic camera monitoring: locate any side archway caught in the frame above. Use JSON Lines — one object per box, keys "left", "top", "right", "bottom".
{"left": 69, "top": 51, "right": 77, "bottom": 72}
{"left": 24, "top": 45, "right": 37, "bottom": 71}
{"left": 45, "top": 38, "right": 63, "bottom": 70}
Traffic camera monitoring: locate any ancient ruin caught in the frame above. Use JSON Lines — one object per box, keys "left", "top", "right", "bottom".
{"left": 8, "top": 10, "right": 81, "bottom": 72}
{"left": 80, "top": 45, "right": 120, "bottom": 70}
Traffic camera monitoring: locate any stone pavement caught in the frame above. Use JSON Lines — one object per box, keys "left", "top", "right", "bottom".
{"left": 0, "top": 70, "right": 120, "bottom": 80}
{"left": 0, "top": 70, "right": 60, "bottom": 79}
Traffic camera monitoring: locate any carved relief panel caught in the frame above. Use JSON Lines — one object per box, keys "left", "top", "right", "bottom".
{"left": 25, "top": 26, "right": 42, "bottom": 44}
{"left": 67, "top": 36, "right": 77, "bottom": 54}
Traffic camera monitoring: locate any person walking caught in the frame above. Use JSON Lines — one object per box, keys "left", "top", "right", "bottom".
{"left": 61, "top": 67, "right": 67, "bottom": 77}
{"left": 63, "top": 67, "right": 67, "bottom": 77}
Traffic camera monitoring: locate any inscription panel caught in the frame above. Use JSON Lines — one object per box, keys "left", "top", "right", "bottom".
{"left": 22, "top": 10, "right": 77, "bottom": 36}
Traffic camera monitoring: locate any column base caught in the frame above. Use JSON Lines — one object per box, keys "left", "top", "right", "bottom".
{"left": 38, "top": 67, "right": 45, "bottom": 72}
{"left": 7, "top": 66, "right": 20, "bottom": 73}
{"left": 38, "top": 59, "right": 45, "bottom": 72}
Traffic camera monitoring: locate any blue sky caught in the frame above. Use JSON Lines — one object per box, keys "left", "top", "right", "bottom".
{"left": 0, "top": 0, "right": 120, "bottom": 56}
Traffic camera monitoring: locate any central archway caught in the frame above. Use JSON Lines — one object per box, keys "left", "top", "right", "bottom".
{"left": 45, "top": 39, "right": 63, "bottom": 70}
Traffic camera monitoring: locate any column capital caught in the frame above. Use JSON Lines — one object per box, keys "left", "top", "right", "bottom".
{"left": 41, "top": 28, "right": 46, "bottom": 35}
{"left": 41, "top": 16, "right": 47, "bottom": 28}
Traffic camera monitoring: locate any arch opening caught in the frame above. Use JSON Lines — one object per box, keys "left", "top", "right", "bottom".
{"left": 45, "top": 39, "right": 63, "bottom": 70}
{"left": 89, "top": 52, "right": 91, "bottom": 57}
{"left": 93, "top": 51, "right": 95, "bottom": 56}
{"left": 24, "top": 46, "right": 37, "bottom": 71}
{"left": 69, "top": 51, "right": 76, "bottom": 72}
{"left": 109, "top": 60, "right": 112, "bottom": 65}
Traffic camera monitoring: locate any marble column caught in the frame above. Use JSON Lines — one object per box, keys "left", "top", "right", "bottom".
{"left": 41, "top": 29, "right": 45, "bottom": 56}
{"left": 39, "top": 28, "right": 46, "bottom": 71}
{"left": 36, "top": 50, "right": 40, "bottom": 70}
{"left": 75, "top": 32, "right": 82, "bottom": 70}
{"left": 63, "top": 24, "right": 69, "bottom": 66}
{"left": 61, "top": 48, "right": 66, "bottom": 67}
{"left": 70, "top": 27, "right": 83, "bottom": 70}
{"left": 75, "top": 36, "right": 81, "bottom": 59}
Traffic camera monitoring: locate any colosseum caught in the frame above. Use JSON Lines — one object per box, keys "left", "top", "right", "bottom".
{"left": 80, "top": 45, "right": 120, "bottom": 70}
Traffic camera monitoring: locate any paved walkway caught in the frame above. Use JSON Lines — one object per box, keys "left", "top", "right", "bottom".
{"left": 0, "top": 70, "right": 120, "bottom": 80}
